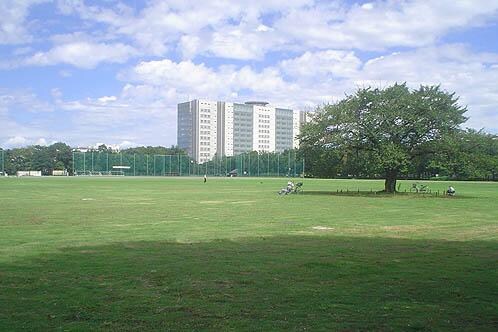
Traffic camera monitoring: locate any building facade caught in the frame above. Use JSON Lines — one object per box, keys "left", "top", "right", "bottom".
{"left": 178, "top": 99, "right": 307, "bottom": 163}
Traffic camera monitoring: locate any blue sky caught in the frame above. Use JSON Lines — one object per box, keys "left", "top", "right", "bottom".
{"left": 1, "top": 0, "right": 498, "bottom": 149}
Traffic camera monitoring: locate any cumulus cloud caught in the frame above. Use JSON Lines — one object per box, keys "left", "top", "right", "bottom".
{"left": 4, "top": 0, "right": 498, "bottom": 65}
{"left": 276, "top": 0, "right": 498, "bottom": 51}
{"left": 122, "top": 58, "right": 297, "bottom": 105}
{"left": 92, "top": 140, "right": 138, "bottom": 151}
{"left": 34, "top": 138, "right": 49, "bottom": 146}
{"left": 3, "top": 136, "right": 29, "bottom": 148}
{"left": 97, "top": 96, "right": 117, "bottom": 103}
{"left": 0, "top": 0, "right": 49, "bottom": 44}
{"left": 2, "top": 136, "right": 55, "bottom": 148}
{"left": 24, "top": 41, "right": 137, "bottom": 69}
{"left": 0, "top": 89, "right": 53, "bottom": 113}
{"left": 280, "top": 50, "right": 362, "bottom": 79}
{"left": 49, "top": 0, "right": 498, "bottom": 61}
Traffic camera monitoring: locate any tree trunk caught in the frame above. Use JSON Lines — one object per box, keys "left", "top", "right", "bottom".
{"left": 384, "top": 170, "right": 398, "bottom": 193}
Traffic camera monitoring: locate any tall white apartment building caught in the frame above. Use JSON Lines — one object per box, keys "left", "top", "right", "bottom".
{"left": 177, "top": 100, "right": 218, "bottom": 163}
{"left": 178, "top": 100, "right": 307, "bottom": 163}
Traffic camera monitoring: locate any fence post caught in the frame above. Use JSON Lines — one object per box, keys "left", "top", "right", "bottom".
{"left": 257, "top": 153, "right": 260, "bottom": 177}
{"left": 267, "top": 153, "right": 270, "bottom": 177}
{"left": 277, "top": 153, "right": 279, "bottom": 177}
{"left": 288, "top": 150, "right": 290, "bottom": 177}
{"left": 294, "top": 150, "right": 297, "bottom": 177}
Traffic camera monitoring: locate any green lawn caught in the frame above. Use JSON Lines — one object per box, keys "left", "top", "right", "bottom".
{"left": 0, "top": 177, "right": 497, "bottom": 331}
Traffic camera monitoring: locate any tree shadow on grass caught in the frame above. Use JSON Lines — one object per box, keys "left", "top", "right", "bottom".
{"left": 1, "top": 236, "right": 497, "bottom": 331}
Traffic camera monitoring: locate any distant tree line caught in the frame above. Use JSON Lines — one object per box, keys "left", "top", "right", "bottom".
{"left": 0, "top": 143, "right": 304, "bottom": 178}
{"left": 0, "top": 144, "right": 187, "bottom": 176}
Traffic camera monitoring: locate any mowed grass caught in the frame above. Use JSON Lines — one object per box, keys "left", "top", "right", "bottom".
{"left": 0, "top": 177, "right": 497, "bottom": 331}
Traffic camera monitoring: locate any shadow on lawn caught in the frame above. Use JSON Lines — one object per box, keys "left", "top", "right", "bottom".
{"left": 1, "top": 236, "right": 497, "bottom": 331}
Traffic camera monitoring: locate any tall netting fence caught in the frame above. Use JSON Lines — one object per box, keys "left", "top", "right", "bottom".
{"left": 0, "top": 149, "right": 4, "bottom": 175}
{"left": 72, "top": 150, "right": 305, "bottom": 177}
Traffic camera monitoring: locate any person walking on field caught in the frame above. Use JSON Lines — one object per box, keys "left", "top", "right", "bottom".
{"left": 204, "top": 174, "right": 207, "bottom": 183}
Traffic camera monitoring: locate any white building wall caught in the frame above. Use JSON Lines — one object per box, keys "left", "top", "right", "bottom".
{"left": 196, "top": 100, "right": 218, "bottom": 163}
{"left": 224, "top": 103, "right": 234, "bottom": 157}
{"left": 292, "top": 110, "right": 301, "bottom": 149}
{"left": 253, "top": 105, "right": 276, "bottom": 152}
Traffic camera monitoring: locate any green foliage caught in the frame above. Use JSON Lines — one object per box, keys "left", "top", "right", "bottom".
{"left": 429, "top": 129, "right": 498, "bottom": 180}
{"left": 122, "top": 145, "right": 187, "bottom": 156}
{"left": 2, "top": 142, "right": 72, "bottom": 175}
{"left": 300, "top": 83, "right": 468, "bottom": 190}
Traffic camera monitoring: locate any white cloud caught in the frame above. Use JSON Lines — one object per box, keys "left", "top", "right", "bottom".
{"left": 24, "top": 41, "right": 137, "bottom": 69}
{"left": 3, "top": 136, "right": 29, "bottom": 147}
{"left": 123, "top": 58, "right": 299, "bottom": 105}
{"left": 0, "top": 0, "right": 48, "bottom": 44}
{"left": 280, "top": 50, "right": 362, "bottom": 79}
{"left": 2, "top": 136, "right": 55, "bottom": 148}
{"left": 276, "top": 0, "right": 498, "bottom": 51}
{"left": 35, "top": 138, "right": 48, "bottom": 146}
{"left": 92, "top": 140, "right": 138, "bottom": 151}
{"left": 361, "top": 3, "right": 374, "bottom": 11}
{"left": 128, "top": 59, "right": 225, "bottom": 96}
{"left": 178, "top": 35, "right": 202, "bottom": 59}
{"left": 0, "top": 89, "right": 53, "bottom": 113}
{"left": 97, "top": 96, "right": 117, "bottom": 103}
{"left": 6, "top": 0, "right": 498, "bottom": 64}
{"left": 0, "top": 90, "right": 58, "bottom": 148}
{"left": 208, "top": 24, "right": 279, "bottom": 60}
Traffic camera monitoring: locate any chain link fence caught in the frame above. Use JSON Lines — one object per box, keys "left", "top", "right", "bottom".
{"left": 72, "top": 150, "right": 305, "bottom": 177}
{"left": 0, "top": 149, "right": 4, "bottom": 175}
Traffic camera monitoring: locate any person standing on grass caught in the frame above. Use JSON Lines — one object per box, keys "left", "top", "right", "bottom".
{"left": 204, "top": 174, "right": 207, "bottom": 183}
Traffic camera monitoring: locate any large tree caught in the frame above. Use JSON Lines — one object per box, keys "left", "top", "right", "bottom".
{"left": 300, "top": 83, "right": 467, "bottom": 192}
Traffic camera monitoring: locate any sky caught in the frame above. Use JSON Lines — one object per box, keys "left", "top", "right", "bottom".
{"left": 1, "top": 0, "right": 498, "bottom": 149}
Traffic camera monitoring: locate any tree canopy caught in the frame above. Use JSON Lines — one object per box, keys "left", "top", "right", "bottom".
{"left": 300, "top": 83, "right": 468, "bottom": 192}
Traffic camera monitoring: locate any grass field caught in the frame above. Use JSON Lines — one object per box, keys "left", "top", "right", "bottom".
{"left": 0, "top": 177, "right": 497, "bottom": 331}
